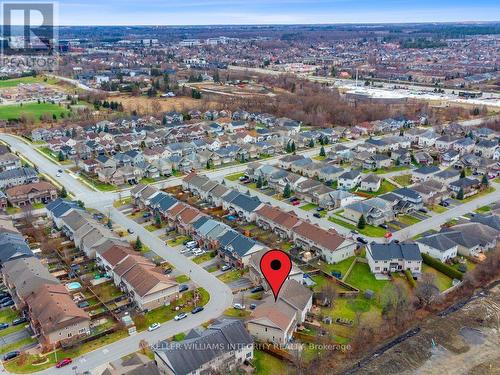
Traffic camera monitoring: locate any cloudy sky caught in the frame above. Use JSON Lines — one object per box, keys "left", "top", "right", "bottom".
{"left": 21, "top": 0, "right": 500, "bottom": 25}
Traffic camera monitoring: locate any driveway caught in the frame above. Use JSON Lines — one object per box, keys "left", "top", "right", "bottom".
{"left": 0, "top": 328, "right": 30, "bottom": 345}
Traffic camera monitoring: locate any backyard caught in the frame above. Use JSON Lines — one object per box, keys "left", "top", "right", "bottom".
{"left": 421, "top": 264, "right": 453, "bottom": 292}
{"left": 360, "top": 179, "right": 397, "bottom": 196}
{"left": 392, "top": 174, "right": 413, "bottom": 187}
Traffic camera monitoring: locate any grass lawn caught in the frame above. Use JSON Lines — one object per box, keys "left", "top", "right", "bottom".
{"left": 318, "top": 257, "right": 356, "bottom": 277}
{"left": 37, "top": 146, "right": 71, "bottom": 164}
{"left": 224, "top": 308, "right": 251, "bottom": 318}
{"left": 345, "top": 262, "right": 389, "bottom": 293}
{"left": 475, "top": 205, "right": 492, "bottom": 214}
{"left": 372, "top": 166, "right": 410, "bottom": 175}
{"left": 0, "top": 309, "right": 23, "bottom": 338}
{"left": 421, "top": 264, "right": 453, "bottom": 292}
{"left": 167, "top": 235, "right": 191, "bottom": 247}
{"left": 145, "top": 224, "right": 161, "bottom": 232}
{"left": 173, "top": 333, "right": 186, "bottom": 341}
{"left": 461, "top": 186, "right": 496, "bottom": 203}
{"left": 224, "top": 172, "right": 245, "bottom": 181}
{"left": 4, "top": 330, "right": 129, "bottom": 373}
{"left": 78, "top": 173, "right": 116, "bottom": 192}
{"left": 397, "top": 214, "right": 421, "bottom": 226}
{"left": 92, "top": 282, "right": 124, "bottom": 301}
{"left": 0, "top": 337, "right": 37, "bottom": 355}
{"left": 206, "top": 265, "right": 218, "bottom": 273}
{"left": 0, "top": 103, "right": 70, "bottom": 121}
{"left": 175, "top": 274, "right": 190, "bottom": 283}
{"left": 392, "top": 174, "right": 413, "bottom": 187}
{"left": 328, "top": 216, "right": 387, "bottom": 237}
{"left": 0, "top": 76, "right": 58, "bottom": 88}
{"left": 361, "top": 179, "right": 397, "bottom": 196}
{"left": 113, "top": 197, "right": 132, "bottom": 208}
{"left": 135, "top": 288, "right": 210, "bottom": 331}
{"left": 6, "top": 207, "right": 21, "bottom": 215}
{"left": 321, "top": 295, "right": 381, "bottom": 322}
{"left": 451, "top": 259, "right": 477, "bottom": 273}
{"left": 192, "top": 251, "right": 216, "bottom": 264}
{"left": 429, "top": 204, "right": 448, "bottom": 214}
{"left": 217, "top": 269, "right": 244, "bottom": 283}
{"left": 300, "top": 203, "right": 318, "bottom": 211}
{"left": 313, "top": 155, "right": 326, "bottom": 161}
{"left": 253, "top": 350, "right": 287, "bottom": 375}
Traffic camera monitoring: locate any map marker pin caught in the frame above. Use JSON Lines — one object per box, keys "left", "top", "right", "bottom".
{"left": 260, "top": 249, "right": 292, "bottom": 301}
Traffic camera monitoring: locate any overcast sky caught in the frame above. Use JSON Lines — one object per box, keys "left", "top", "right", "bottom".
{"left": 12, "top": 0, "right": 500, "bottom": 25}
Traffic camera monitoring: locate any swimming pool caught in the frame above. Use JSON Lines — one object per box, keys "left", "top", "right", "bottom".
{"left": 66, "top": 282, "right": 82, "bottom": 290}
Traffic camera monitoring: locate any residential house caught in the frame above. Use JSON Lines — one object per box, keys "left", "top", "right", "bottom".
{"left": 475, "top": 139, "right": 498, "bottom": 159}
{"left": 449, "top": 177, "right": 481, "bottom": 198}
{"left": 248, "top": 250, "right": 303, "bottom": 290}
{"left": 0, "top": 153, "right": 21, "bottom": 172}
{"left": 363, "top": 154, "right": 392, "bottom": 170}
{"left": 344, "top": 198, "right": 394, "bottom": 226}
{"left": 0, "top": 167, "right": 39, "bottom": 189}
{"left": 366, "top": 242, "right": 422, "bottom": 277}
{"left": 25, "top": 283, "right": 90, "bottom": 347}
{"left": 217, "top": 230, "right": 266, "bottom": 267}
{"left": 360, "top": 174, "right": 382, "bottom": 192}
{"left": 416, "top": 233, "right": 458, "bottom": 261}
{"left": 440, "top": 150, "right": 461, "bottom": 167}
{"left": 338, "top": 170, "right": 361, "bottom": 190}
{"left": 440, "top": 223, "right": 498, "bottom": 257}
{"left": 154, "top": 320, "right": 253, "bottom": 375}
{"left": 292, "top": 221, "right": 356, "bottom": 264}
{"left": 434, "top": 169, "right": 461, "bottom": 185}
{"left": 222, "top": 192, "right": 263, "bottom": 222}
{"left": 246, "top": 300, "right": 296, "bottom": 345}
{"left": 5, "top": 181, "right": 58, "bottom": 207}
{"left": 413, "top": 151, "right": 434, "bottom": 166}
{"left": 412, "top": 166, "right": 440, "bottom": 182}
{"left": 255, "top": 205, "right": 301, "bottom": 239}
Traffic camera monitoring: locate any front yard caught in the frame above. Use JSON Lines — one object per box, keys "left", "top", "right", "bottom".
{"left": 225, "top": 172, "right": 245, "bottom": 181}
{"left": 328, "top": 216, "right": 388, "bottom": 237}
{"left": 392, "top": 174, "right": 413, "bottom": 187}
{"left": 166, "top": 235, "right": 191, "bottom": 247}
{"left": 192, "top": 251, "right": 216, "bottom": 264}
{"left": 218, "top": 269, "right": 245, "bottom": 283}
{"left": 360, "top": 179, "right": 397, "bottom": 196}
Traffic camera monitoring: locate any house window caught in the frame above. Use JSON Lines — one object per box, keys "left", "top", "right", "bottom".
{"left": 246, "top": 352, "right": 252, "bottom": 358}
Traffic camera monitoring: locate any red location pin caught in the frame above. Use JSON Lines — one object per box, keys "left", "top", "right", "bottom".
{"left": 260, "top": 249, "right": 292, "bottom": 301}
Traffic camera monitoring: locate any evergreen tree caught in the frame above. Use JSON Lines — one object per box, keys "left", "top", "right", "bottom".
{"left": 155, "top": 215, "right": 162, "bottom": 227}
{"left": 308, "top": 139, "right": 314, "bottom": 148}
{"left": 291, "top": 141, "right": 296, "bottom": 153}
{"left": 457, "top": 187, "right": 464, "bottom": 200}
{"left": 286, "top": 142, "right": 292, "bottom": 153}
{"left": 256, "top": 176, "right": 263, "bottom": 189}
{"left": 206, "top": 160, "right": 211, "bottom": 169}
{"left": 60, "top": 186, "right": 67, "bottom": 198}
{"left": 319, "top": 146, "right": 326, "bottom": 157}
{"left": 135, "top": 237, "right": 143, "bottom": 250}
{"left": 357, "top": 215, "right": 366, "bottom": 230}
{"left": 58, "top": 150, "right": 64, "bottom": 161}
{"left": 481, "top": 174, "right": 489, "bottom": 187}
{"left": 283, "top": 183, "right": 291, "bottom": 198}
{"left": 107, "top": 219, "right": 112, "bottom": 229}
{"left": 460, "top": 169, "right": 466, "bottom": 178}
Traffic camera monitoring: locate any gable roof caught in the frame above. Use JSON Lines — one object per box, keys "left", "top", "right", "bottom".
{"left": 368, "top": 242, "right": 422, "bottom": 261}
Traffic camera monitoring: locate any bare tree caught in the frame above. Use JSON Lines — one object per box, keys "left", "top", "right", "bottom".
{"left": 415, "top": 272, "right": 440, "bottom": 309}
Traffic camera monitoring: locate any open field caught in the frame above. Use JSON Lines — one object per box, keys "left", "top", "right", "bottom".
{"left": 0, "top": 103, "right": 70, "bottom": 121}
{"left": 0, "top": 76, "right": 59, "bottom": 88}
{"left": 110, "top": 95, "right": 216, "bottom": 113}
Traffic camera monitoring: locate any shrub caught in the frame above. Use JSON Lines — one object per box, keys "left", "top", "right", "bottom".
{"left": 421, "top": 253, "right": 463, "bottom": 280}
{"left": 405, "top": 269, "right": 416, "bottom": 287}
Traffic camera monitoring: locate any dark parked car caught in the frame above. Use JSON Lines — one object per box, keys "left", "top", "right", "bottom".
{"left": 77, "top": 301, "right": 89, "bottom": 308}
{"left": 191, "top": 306, "right": 204, "bottom": 314}
{"left": 316, "top": 207, "right": 325, "bottom": 212}
{"left": 356, "top": 237, "right": 368, "bottom": 244}
{"left": 250, "top": 285, "right": 264, "bottom": 293}
{"left": 313, "top": 213, "right": 321, "bottom": 218}
{"left": 12, "top": 317, "right": 27, "bottom": 326}
{"left": 3, "top": 351, "right": 20, "bottom": 361}
{"left": 1, "top": 300, "right": 14, "bottom": 307}
{"left": 179, "top": 285, "right": 189, "bottom": 293}
{"left": 0, "top": 291, "right": 10, "bottom": 298}
{"left": 379, "top": 224, "right": 389, "bottom": 229}
{"left": 0, "top": 297, "right": 11, "bottom": 304}
{"left": 249, "top": 303, "right": 257, "bottom": 310}
{"left": 164, "top": 267, "right": 173, "bottom": 275}
{"left": 0, "top": 323, "right": 9, "bottom": 330}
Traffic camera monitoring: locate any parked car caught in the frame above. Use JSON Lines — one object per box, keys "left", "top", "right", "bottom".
{"left": 127, "top": 228, "right": 134, "bottom": 234}
{"left": 250, "top": 285, "right": 264, "bottom": 293}
{"left": 56, "top": 173, "right": 61, "bottom": 177}
{"left": 313, "top": 213, "right": 321, "bottom": 218}
{"left": 185, "top": 241, "right": 197, "bottom": 248}
{"left": 3, "top": 351, "right": 20, "bottom": 361}
{"left": 0, "top": 297, "right": 11, "bottom": 304}
{"left": 77, "top": 301, "right": 89, "bottom": 308}
{"left": 0, "top": 292, "right": 10, "bottom": 298}
{"left": 12, "top": 317, "right": 27, "bottom": 326}
{"left": 57, "top": 169, "right": 63, "bottom": 173}
{"left": 56, "top": 358, "right": 73, "bottom": 368}
{"left": 292, "top": 200, "right": 301, "bottom": 206}
{"left": 143, "top": 212, "right": 152, "bottom": 218}
{"left": 1, "top": 300, "right": 14, "bottom": 307}
{"left": 191, "top": 306, "right": 204, "bottom": 314}
{"left": 233, "top": 303, "right": 245, "bottom": 310}
{"left": 163, "top": 267, "right": 173, "bottom": 275}
{"left": 350, "top": 230, "right": 359, "bottom": 235}
{"left": 192, "top": 248, "right": 203, "bottom": 256}
{"left": 174, "top": 313, "right": 187, "bottom": 321}
{"left": 221, "top": 264, "right": 232, "bottom": 272}
{"left": 356, "top": 237, "right": 368, "bottom": 244}
{"left": 148, "top": 323, "right": 161, "bottom": 331}
{"left": 249, "top": 303, "right": 257, "bottom": 310}
{"left": 379, "top": 224, "right": 389, "bottom": 229}
{"left": 316, "top": 207, "right": 325, "bottom": 212}
{"left": 180, "top": 247, "right": 191, "bottom": 254}
{"left": 0, "top": 323, "right": 9, "bottom": 330}
{"left": 179, "top": 285, "right": 189, "bottom": 293}
{"left": 418, "top": 208, "right": 429, "bottom": 214}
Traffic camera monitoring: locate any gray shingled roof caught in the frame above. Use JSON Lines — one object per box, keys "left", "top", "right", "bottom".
{"left": 369, "top": 242, "right": 422, "bottom": 261}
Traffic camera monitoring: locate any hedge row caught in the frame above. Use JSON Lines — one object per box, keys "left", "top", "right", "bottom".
{"left": 405, "top": 269, "right": 416, "bottom": 288}
{"left": 421, "top": 253, "right": 463, "bottom": 280}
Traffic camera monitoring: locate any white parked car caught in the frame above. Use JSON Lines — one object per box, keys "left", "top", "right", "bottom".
{"left": 233, "top": 303, "right": 246, "bottom": 310}
{"left": 185, "top": 241, "right": 197, "bottom": 248}
{"left": 180, "top": 247, "right": 191, "bottom": 254}
{"left": 174, "top": 313, "right": 187, "bottom": 321}
{"left": 192, "top": 249, "right": 203, "bottom": 256}
{"left": 148, "top": 322, "right": 161, "bottom": 331}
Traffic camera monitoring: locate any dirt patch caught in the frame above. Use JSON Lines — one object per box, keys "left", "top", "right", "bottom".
{"left": 353, "top": 284, "right": 500, "bottom": 375}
